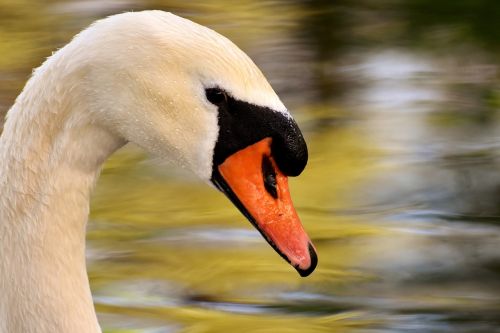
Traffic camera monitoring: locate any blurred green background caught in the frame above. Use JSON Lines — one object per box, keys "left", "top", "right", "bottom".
{"left": 1, "top": 1, "right": 500, "bottom": 332}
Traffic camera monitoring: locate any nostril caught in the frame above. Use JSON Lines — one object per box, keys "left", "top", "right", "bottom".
{"left": 262, "top": 155, "right": 278, "bottom": 199}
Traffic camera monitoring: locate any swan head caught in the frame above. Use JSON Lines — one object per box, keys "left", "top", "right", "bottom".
{"left": 74, "top": 11, "right": 316, "bottom": 276}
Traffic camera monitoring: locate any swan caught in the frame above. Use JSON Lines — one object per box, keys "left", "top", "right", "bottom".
{"left": 0, "top": 11, "right": 317, "bottom": 332}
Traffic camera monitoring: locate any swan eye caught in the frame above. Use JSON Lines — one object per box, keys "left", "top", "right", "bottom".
{"left": 206, "top": 88, "right": 228, "bottom": 106}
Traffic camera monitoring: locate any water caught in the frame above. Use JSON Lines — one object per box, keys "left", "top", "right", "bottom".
{"left": 1, "top": 1, "right": 500, "bottom": 332}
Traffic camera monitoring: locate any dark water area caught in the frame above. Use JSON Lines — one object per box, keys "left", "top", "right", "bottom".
{"left": 1, "top": 1, "right": 500, "bottom": 332}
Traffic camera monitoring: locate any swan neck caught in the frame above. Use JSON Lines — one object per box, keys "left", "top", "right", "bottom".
{"left": 0, "top": 59, "right": 124, "bottom": 333}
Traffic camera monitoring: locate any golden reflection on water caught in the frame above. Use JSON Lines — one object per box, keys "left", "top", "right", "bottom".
{"left": 88, "top": 124, "right": 384, "bottom": 332}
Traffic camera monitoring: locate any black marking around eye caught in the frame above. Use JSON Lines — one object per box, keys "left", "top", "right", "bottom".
{"left": 262, "top": 155, "right": 278, "bottom": 199}
{"left": 208, "top": 87, "right": 308, "bottom": 180}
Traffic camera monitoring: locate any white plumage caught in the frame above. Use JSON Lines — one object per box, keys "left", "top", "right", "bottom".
{"left": 0, "top": 11, "right": 289, "bottom": 333}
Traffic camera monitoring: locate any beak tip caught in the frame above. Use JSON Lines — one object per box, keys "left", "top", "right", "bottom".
{"left": 295, "top": 242, "right": 318, "bottom": 277}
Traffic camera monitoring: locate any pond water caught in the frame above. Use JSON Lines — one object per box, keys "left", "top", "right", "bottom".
{"left": 1, "top": 1, "right": 500, "bottom": 332}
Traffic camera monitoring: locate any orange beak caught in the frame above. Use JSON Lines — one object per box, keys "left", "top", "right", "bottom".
{"left": 215, "top": 138, "right": 317, "bottom": 276}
